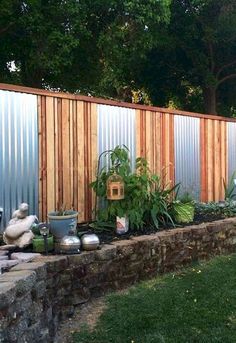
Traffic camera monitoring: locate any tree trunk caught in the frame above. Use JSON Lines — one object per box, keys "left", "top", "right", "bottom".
{"left": 21, "top": 60, "right": 44, "bottom": 88}
{"left": 203, "top": 86, "right": 217, "bottom": 114}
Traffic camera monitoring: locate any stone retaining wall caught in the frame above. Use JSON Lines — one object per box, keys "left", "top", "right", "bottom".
{"left": 1, "top": 218, "right": 236, "bottom": 343}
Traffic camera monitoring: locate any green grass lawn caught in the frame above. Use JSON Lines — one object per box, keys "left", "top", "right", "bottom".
{"left": 73, "top": 254, "right": 236, "bottom": 343}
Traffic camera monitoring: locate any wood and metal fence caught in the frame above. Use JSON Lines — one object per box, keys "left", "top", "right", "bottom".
{"left": 0, "top": 83, "right": 235, "bottom": 227}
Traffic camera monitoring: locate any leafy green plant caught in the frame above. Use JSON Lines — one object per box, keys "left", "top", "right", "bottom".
{"left": 223, "top": 171, "right": 236, "bottom": 200}
{"left": 172, "top": 202, "right": 195, "bottom": 223}
{"left": 178, "top": 192, "right": 194, "bottom": 204}
{"left": 195, "top": 201, "right": 236, "bottom": 219}
{"left": 145, "top": 180, "right": 179, "bottom": 228}
{"left": 91, "top": 146, "right": 177, "bottom": 230}
{"left": 170, "top": 186, "right": 195, "bottom": 224}
{"left": 52, "top": 204, "right": 76, "bottom": 216}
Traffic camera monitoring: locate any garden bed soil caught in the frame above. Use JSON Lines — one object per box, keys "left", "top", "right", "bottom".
{"left": 0, "top": 213, "right": 231, "bottom": 256}
{"left": 78, "top": 212, "right": 226, "bottom": 245}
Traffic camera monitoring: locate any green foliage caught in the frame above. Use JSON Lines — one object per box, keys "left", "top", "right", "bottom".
{"left": 91, "top": 146, "right": 176, "bottom": 230}
{"left": 170, "top": 187, "right": 195, "bottom": 223}
{"left": 1, "top": 1, "right": 235, "bottom": 114}
{"left": 195, "top": 201, "right": 236, "bottom": 218}
{"left": 178, "top": 192, "right": 195, "bottom": 204}
{"left": 223, "top": 171, "right": 236, "bottom": 200}
{"left": 95, "top": 0, "right": 171, "bottom": 99}
{"left": 49, "top": 204, "right": 76, "bottom": 216}
{"left": 136, "top": 0, "right": 236, "bottom": 114}
{"left": 172, "top": 202, "right": 195, "bottom": 223}
{"left": 0, "top": 0, "right": 171, "bottom": 93}
{"left": 146, "top": 182, "right": 178, "bottom": 228}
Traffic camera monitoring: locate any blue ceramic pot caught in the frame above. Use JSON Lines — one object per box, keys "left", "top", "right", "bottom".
{"left": 47, "top": 211, "right": 78, "bottom": 242}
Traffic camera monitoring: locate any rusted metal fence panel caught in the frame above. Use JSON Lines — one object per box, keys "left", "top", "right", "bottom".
{"left": 0, "top": 90, "right": 38, "bottom": 231}
{"left": 174, "top": 115, "right": 200, "bottom": 199}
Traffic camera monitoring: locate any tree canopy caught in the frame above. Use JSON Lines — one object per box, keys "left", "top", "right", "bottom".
{"left": 1, "top": 0, "right": 236, "bottom": 115}
{"left": 133, "top": 0, "right": 236, "bottom": 114}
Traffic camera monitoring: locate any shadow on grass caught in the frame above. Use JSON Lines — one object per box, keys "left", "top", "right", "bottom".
{"left": 73, "top": 254, "right": 236, "bottom": 343}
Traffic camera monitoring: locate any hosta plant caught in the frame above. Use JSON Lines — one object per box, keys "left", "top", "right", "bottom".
{"left": 171, "top": 191, "right": 195, "bottom": 223}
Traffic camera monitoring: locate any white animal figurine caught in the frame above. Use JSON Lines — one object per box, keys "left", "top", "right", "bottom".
{"left": 3, "top": 203, "right": 37, "bottom": 248}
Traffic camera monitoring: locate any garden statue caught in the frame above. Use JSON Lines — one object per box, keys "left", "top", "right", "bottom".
{"left": 3, "top": 203, "right": 37, "bottom": 248}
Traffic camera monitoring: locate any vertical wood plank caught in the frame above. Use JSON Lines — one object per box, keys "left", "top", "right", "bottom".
{"left": 169, "top": 114, "right": 175, "bottom": 187}
{"left": 200, "top": 118, "right": 207, "bottom": 202}
{"left": 145, "top": 111, "right": 152, "bottom": 172}
{"left": 90, "top": 103, "right": 98, "bottom": 220}
{"left": 37, "top": 96, "right": 42, "bottom": 221}
{"left": 84, "top": 102, "right": 97, "bottom": 221}
{"left": 61, "top": 99, "right": 71, "bottom": 208}
{"left": 161, "top": 112, "right": 174, "bottom": 186}
{"left": 40, "top": 96, "right": 47, "bottom": 221}
{"left": 213, "top": 120, "right": 220, "bottom": 201}
{"left": 54, "top": 98, "right": 58, "bottom": 209}
{"left": 83, "top": 102, "right": 89, "bottom": 221}
{"left": 72, "top": 100, "right": 78, "bottom": 211}
{"left": 140, "top": 110, "right": 146, "bottom": 157}
{"left": 220, "top": 121, "right": 227, "bottom": 199}
{"left": 151, "top": 111, "right": 156, "bottom": 174}
{"left": 135, "top": 109, "right": 141, "bottom": 158}
{"left": 57, "top": 98, "right": 63, "bottom": 208}
{"left": 46, "top": 96, "right": 55, "bottom": 212}
{"left": 207, "top": 119, "right": 214, "bottom": 201}
{"left": 155, "top": 112, "right": 162, "bottom": 175}
{"left": 77, "top": 101, "right": 85, "bottom": 222}
{"left": 161, "top": 112, "right": 167, "bottom": 183}
{"left": 224, "top": 121, "right": 228, "bottom": 197}
{"left": 69, "top": 100, "right": 74, "bottom": 207}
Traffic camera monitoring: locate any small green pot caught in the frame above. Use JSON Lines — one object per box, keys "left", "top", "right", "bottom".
{"left": 32, "top": 235, "right": 54, "bottom": 253}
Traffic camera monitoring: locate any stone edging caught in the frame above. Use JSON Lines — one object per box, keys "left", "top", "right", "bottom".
{"left": 1, "top": 218, "right": 236, "bottom": 343}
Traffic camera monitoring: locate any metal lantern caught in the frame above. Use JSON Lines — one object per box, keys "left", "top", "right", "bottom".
{"left": 106, "top": 173, "right": 124, "bottom": 200}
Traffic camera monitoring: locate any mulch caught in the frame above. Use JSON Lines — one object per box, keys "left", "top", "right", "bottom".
{"left": 77, "top": 213, "right": 226, "bottom": 245}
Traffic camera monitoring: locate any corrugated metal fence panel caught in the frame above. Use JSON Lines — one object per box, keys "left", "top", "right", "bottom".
{"left": 174, "top": 115, "right": 200, "bottom": 199}
{"left": 98, "top": 104, "right": 136, "bottom": 169}
{"left": 0, "top": 90, "right": 38, "bottom": 231}
{"left": 228, "top": 122, "right": 236, "bottom": 179}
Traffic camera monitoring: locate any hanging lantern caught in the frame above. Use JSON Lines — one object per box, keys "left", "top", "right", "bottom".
{"left": 106, "top": 173, "right": 125, "bottom": 200}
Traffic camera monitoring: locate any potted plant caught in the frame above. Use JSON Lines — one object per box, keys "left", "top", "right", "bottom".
{"left": 47, "top": 205, "right": 78, "bottom": 242}
{"left": 90, "top": 146, "right": 178, "bottom": 231}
